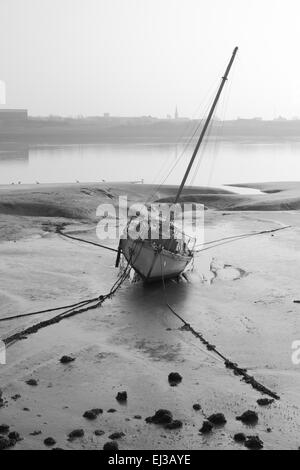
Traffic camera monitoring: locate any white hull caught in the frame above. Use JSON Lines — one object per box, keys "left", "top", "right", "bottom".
{"left": 119, "top": 238, "right": 192, "bottom": 282}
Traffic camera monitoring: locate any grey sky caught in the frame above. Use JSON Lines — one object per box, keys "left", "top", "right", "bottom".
{"left": 0, "top": 0, "right": 299, "bottom": 118}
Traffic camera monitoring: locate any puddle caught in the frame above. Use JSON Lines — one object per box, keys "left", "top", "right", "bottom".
{"left": 209, "top": 258, "right": 247, "bottom": 282}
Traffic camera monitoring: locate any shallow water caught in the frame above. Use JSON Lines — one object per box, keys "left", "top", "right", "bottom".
{"left": 0, "top": 140, "right": 300, "bottom": 185}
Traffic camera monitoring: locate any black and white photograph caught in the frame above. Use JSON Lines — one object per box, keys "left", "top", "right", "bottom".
{"left": 0, "top": 0, "right": 299, "bottom": 455}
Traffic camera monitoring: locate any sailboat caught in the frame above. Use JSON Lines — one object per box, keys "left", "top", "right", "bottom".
{"left": 116, "top": 47, "right": 238, "bottom": 282}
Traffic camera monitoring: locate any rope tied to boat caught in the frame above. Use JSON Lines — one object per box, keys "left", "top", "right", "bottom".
{"left": 194, "top": 225, "right": 291, "bottom": 253}
{"left": 2, "top": 261, "right": 132, "bottom": 347}
{"left": 1, "top": 221, "right": 290, "bottom": 400}
{"left": 159, "top": 253, "right": 280, "bottom": 400}
{"left": 56, "top": 227, "right": 119, "bottom": 253}
{"left": 1, "top": 237, "right": 144, "bottom": 346}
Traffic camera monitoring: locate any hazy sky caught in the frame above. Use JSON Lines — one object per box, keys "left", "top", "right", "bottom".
{"left": 1, "top": 0, "right": 300, "bottom": 118}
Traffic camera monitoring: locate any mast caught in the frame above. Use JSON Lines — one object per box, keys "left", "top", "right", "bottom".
{"left": 174, "top": 46, "right": 238, "bottom": 204}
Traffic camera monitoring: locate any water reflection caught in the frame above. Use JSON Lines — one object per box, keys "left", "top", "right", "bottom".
{"left": 0, "top": 142, "right": 299, "bottom": 185}
{"left": 0, "top": 147, "right": 29, "bottom": 162}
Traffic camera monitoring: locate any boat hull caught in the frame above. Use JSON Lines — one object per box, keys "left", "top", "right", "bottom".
{"left": 120, "top": 238, "right": 192, "bottom": 282}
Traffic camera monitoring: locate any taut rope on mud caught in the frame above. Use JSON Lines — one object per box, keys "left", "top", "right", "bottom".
{"left": 56, "top": 228, "right": 119, "bottom": 253}
{"left": 2, "top": 236, "right": 144, "bottom": 347}
{"left": 166, "top": 303, "right": 280, "bottom": 400}
{"left": 1, "top": 223, "right": 289, "bottom": 400}
{"left": 159, "top": 254, "right": 280, "bottom": 401}
{"left": 0, "top": 298, "right": 100, "bottom": 323}
{"left": 194, "top": 225, "right": 291, "bottom": 253}
{"left": 2, "top": 253, "right": 134, "bottom": 347}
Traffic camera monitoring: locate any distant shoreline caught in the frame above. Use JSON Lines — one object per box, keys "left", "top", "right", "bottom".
{"left": 2, "top": 135, "right": 300, "bottom": 149}
{"left": 2, "top": 118, "right": 300, "bottom": 146}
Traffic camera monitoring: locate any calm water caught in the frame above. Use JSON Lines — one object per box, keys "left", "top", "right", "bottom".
{"left": 0, "top": 141, "right": 300, "bottom": 186}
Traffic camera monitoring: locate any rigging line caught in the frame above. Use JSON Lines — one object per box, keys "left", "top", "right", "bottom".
{"left": 146, "top": 127, "right": 205, "bottom": 205}
{"left": 145, "top": 83, "right": 223, "bottom": 205}
{"left": 189, "top": 53, "right": 238, "bottom": 189}
{"left": 187, "top": 89, "right": 225, "bottom": 188}
{"left": 196, "top": 224, "right": 292, "bottom": 246}
{"left": 166, "top": 75, "right": 223, "bottom": 159}
{"left": 169, "top": 88, "right": 218, "bottom": 155}
{"left": 173, "top": 49, "right": 238, "bottom": 204}
{"left": 188, "top": 128, "right": 210, "bottom": 187}
{"left": 194, "top": 236, "right": 266, "bottom": 254}
{"left": 188, "top": 69, "right": 233, "bottom": 188}
{"left": 56, "top": 228, "right": 118, "bottom": 253}
{"left": 193, "top": 225, "right": 291, "bottom": 253}
{"left": 188, "top": 113, "right": 216, "bottom": 187}
{"left": 189, "top": 113, "right": 220, "bottom": 187}
{"left": 146, "top": 119, "right": 206, "bottom": 201}
{"left": 144, "top": 86, "right": 219, "bottom": 196}
{"left": 129, "top": 82, "right": 222, "bottom": 220}
{"left": 206, "top": 76, "right": 232, "bottom": 187}
{"left": 188, "top": 74, "right": 224, "bottom": 124}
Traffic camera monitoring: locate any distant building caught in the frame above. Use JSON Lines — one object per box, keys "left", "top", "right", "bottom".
{"left": 103, "top": 112, "right": 110, "bottom": 118}
{"left": 0, "top": 109, "right": 28, "bottom": 125}
{"left": 174, "top": 106, "right": 178, "bottom": 120}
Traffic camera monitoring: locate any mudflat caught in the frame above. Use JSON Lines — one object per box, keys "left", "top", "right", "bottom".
{"left": 0, "top": 181, "right": 299, "bottom": 450}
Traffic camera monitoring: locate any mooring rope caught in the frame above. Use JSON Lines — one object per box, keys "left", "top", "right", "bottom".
{"left": 3, "top": 298, "right": 103, "bottom": 347}
{"left": 194, "top": 225, "right": 291, "bottom": 253}
{"left": 159, "top": 254, "right": 280, "bottom": 400}
{"left": 2, "top": 259, "right": 132, "bottom": 347}
{"left": 166, "top": 303, "right": 280, "bottom": 400}
{"left": 0, "top": 298, "right": 99, "bottom": 323}
{"left": 2, "top": 237, "right": 145, "bottom": 347}
{"left": 56, "top": 228, "right": 119, "bottom": 253}
{"left": 3, "top": 275, "right": 125, "bottom": 347}
{"left": 1, "top": 221, "right": 290, "bottom": 400}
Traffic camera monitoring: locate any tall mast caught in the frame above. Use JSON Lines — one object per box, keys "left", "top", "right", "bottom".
{"left": 174, "top": 46, "right": 238, "bottom": 204}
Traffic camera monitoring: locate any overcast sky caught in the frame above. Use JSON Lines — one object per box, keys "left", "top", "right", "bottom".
{"left": 1, "top": 0, "right": 299, "bottom": 118}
